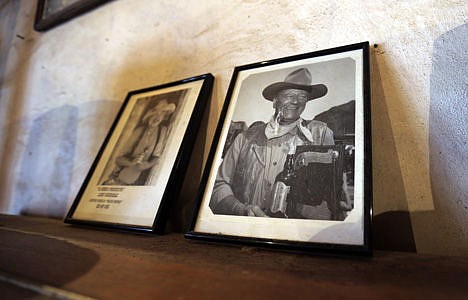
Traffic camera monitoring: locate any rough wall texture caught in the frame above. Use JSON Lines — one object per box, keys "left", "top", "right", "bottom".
{"left": 0, "top": 0, "right": 466, "bottom": 256}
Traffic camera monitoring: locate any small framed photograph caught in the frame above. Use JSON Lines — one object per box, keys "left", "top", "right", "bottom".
{"left": 65, "top": 74, "right": 214, "bottom": 233}
{"left": 34, "top": 0, "right": 111, "bottom": 31}
{"left": 185, "top": 42, "right": 372, "bottom": 255}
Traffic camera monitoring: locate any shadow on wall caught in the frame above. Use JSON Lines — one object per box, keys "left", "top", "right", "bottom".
{"left": 0, "top": 0, "right": 20, "bottom": 102}
{"left": 0, "top": 1, "right": 35, "bottom": 212}
{"left": 370, "top": 45, "right": 416, "bottom": 252}
{"left": 12, "top": 105, "right": 78, "bottom": 218}
{"left": 12, "top": 100, "right": 121, "bottom": 219}
{"left": 410, "top": 23, "right": 468, "bottom": 256}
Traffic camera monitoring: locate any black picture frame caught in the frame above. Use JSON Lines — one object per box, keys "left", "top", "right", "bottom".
{"left": 65, "top": 74, "right": 214, "bottom": 233}
{"left": 34, "top": 0, "right": 111, "bottom": 31}
{"left": 185, "top": 42, "right": 372, "bottom": 256}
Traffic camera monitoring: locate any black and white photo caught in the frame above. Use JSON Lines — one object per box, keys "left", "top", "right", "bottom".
{"left": 186, "top": 43, "right": 371, "bottom": 255}
{"left": 65, "top": 74, "right": 214, "bottom": 232}
{"left": 209, "top": 67, "right": 349, "bottom": 221}
{"left": 99, "top": 91, "right": 183, "bottom": 186}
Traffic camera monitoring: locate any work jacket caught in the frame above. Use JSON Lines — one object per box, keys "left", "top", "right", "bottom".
{"left": 210, "top": 119, "right": 334, "bottom": 215}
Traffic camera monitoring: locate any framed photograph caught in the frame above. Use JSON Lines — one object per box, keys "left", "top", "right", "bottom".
{"left": 65, "top": 73, "right": 214, "bottom": 233}
{"left": 34, "top": 0, "right": 111, "bottom": 31}
{"left": 185, "top": 42, "right": 372, "bottom": 255}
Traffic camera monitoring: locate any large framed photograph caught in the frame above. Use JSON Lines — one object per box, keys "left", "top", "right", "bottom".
{"left": 185, "top": 43, "right": 371, "bottom": 255}
{"left": 34, "top": 0, "right": 111, "bottom": 31}
{"left": 65, "top": 74, "right": 214, "bottom": 233}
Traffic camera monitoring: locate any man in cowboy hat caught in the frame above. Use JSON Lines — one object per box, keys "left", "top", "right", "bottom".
{"left": 103, "top": 99, "right": 176, "bottom": 185}
{"left": 209, "top": 68, "right": 335, "bottom": 217}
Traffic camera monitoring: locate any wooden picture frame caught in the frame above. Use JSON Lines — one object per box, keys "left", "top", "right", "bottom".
{"left": 185, "top": 43, "right": 372, "bottom": 256}
{"left": 65, "top": 74, "right": 214, "bottom": 233}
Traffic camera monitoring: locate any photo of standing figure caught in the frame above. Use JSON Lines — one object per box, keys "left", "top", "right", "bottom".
{"left": 100, "top": 90, "right": 185, "bottom": 186}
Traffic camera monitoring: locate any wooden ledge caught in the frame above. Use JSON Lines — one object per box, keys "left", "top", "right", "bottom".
{"left": 1, "top": 214, "right": 467, "bottom": 299}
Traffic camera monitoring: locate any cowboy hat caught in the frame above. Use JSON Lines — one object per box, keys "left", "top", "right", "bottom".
{"left": 143, "top": 99, "right": 176, "bottom": 124}
{"left": 262, "top": 68, "right": 327, "bottom": 101}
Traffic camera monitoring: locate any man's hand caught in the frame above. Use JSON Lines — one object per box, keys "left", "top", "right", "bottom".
{"left": 133, "top": 157, "right": 159, "bottom": 171}
{"left": 214, "top": 195, "right": 269, "bottom": 217}
{"left": 245, "top": 205, "right": 268, "bottom": 217}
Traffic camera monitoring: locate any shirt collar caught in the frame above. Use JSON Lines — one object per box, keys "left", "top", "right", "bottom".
{"left": 264, "top": 117, "right": 314, "bottom": 143}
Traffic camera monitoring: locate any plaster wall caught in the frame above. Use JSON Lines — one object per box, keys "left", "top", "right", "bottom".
{"left": 0, "top": 0, "right": 466, "bottom": 256}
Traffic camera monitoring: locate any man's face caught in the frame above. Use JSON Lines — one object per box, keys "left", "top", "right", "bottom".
{"left": 274, "top": 89, "right": 308, "bottom": 124}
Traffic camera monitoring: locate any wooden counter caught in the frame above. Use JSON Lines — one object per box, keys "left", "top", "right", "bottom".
{"left": 0, "top": 215, "right": 467, "bottom": 299}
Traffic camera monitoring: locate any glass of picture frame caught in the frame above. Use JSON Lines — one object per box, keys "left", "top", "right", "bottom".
{"left": 185, "top": 42, "right": 372, "bottom": 256}
{"left": 65, "top": 73, "right": 214, "bottom": 233}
